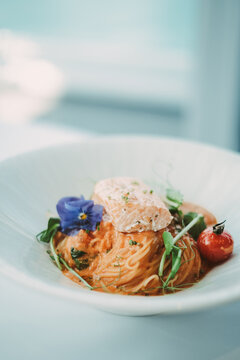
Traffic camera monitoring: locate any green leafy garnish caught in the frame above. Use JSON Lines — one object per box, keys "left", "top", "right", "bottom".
{"left": 74, "top": 258, "right": 89, "bottom": 271}
{"left": 164, "top": 247, "right": 182, "bottom": 286}
{"left": 71, "top": 247, "right": 89, "bottom": 270}
{"left": 169, "top": 208, "right": 183, "bottom": 218}
{"left": 36, "top": 218, "right": 60, "bottom": 243}
{"left": 46, "top": 250, "right": 55, "bottom": 261}
{"left": 71, "top": 247, "right": 86, "bottom": 259}
{"left": 166, "top": 188, "right": 183, "bottom": 209}
{"left": 166, "top": 188, "right": 183, "bottom": 205}
{"left": 129, "top": 239, "right": 138, "bottom": 245}
{"left": 158, "top": 213, "right": 203, "bottom": 288}
{"left": 162, "top": 231, "right": 174, "bottom": 255}
{"left": 59, "top": 256, "right": 92, "bottom": 289}
{"left": 183, "top": 212, "right": 206, "bottom": 240}
{"left": 36, "top": 217, "right": 62, "bottom": 270}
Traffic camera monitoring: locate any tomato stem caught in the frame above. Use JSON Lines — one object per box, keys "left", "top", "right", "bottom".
{"left": 213, "top": 220, "right": 226, "bottom": 235}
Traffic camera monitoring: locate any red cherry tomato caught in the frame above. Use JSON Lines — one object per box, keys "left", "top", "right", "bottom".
{"left": 197, "top": 221, "right": 233, "bottom": 263}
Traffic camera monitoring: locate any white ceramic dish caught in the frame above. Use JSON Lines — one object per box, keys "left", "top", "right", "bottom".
{"left": 0, "top": 136, "right": 240, "bottom": 316}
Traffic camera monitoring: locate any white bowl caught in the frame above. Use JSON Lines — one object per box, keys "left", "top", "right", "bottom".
{"left": 0, "top": 136, "right": 240, "bottom": 316}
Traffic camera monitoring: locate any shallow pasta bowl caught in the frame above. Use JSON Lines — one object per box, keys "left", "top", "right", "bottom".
{"left": 0, "top": 136, "right": 240, "bottom": 316}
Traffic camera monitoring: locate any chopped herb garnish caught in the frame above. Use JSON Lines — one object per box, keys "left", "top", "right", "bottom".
{"left": 71, "top": 247, "right": 86, "bottom": 259}
{"left": 108, "top": 196, "right": 112, "bottom": 200}
{"left": 129, "top": 239, "right": 138, "bottom": 245}
{"left": 85, "top": 229, "right": 90, "bottom": 234}
{"left": 143, "top": 190, "right": 147, "bottom": 194}
{"left": 150, "top": 190, "right": 153, "bottom": 194}
{"left": 74, "top": 258, "right": 89, "bottom": 271}
{"left": 122, "top": 195, "right": 129, "bottom": 203}
{"left": 183, "top": 212, "right": 206, "bottom": 240}
{"left": 59, "top": 256, "right": 92, "bottom": 289}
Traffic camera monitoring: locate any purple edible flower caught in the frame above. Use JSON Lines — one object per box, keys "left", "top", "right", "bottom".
{"left": 56, "top": 196, "right": 103, "bottom": 235}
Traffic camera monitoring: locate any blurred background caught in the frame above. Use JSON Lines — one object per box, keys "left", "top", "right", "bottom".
{"left": 0, "top": 0, "right": 240, "bottom": 151}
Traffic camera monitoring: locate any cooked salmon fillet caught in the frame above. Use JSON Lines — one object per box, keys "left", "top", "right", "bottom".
{"left": 92, "top": 177, "right": 172, "bottom": 233}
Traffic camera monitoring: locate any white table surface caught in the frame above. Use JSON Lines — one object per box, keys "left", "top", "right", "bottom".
{"left": 1, "top": 123, "right": 240, "bottom": 360}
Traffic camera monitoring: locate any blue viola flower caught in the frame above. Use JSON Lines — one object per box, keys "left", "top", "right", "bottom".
{"left": 56, "top": 196, "right": 103, "bottom": 235}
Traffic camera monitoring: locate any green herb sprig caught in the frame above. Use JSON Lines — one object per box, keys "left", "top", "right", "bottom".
{"left": 36, "top": 218, "right": 60, "bottom": 243}
{"left": 36, "top": 217, "right": 62, "bottom": 270}
{"left": 165, "top": 188, "right": 183, "bottom": 217}
{"left": 166, "top": 188, "right": 183, "bottom": 208}
{"left": 158, "top": 213, "right": 204, "bottom": 288}
{"left": 59, "top": 256, "right": 93, "bottom": 289}
{"left": 183, "top": 212, "right": 207, "bottom": 240}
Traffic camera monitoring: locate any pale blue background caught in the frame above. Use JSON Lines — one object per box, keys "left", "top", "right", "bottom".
{"left": 1, "top": 1, "right": 240, "bottom": 150}
{"left": 0, "top": 0, "right": 199, "bottom": 50}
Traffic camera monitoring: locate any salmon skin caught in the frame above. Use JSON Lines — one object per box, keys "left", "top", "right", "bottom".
{"left": 92, "top": 177, "right": 172, "bottom": 233}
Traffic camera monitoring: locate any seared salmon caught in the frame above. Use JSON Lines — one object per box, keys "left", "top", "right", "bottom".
{"left": 92, "top": 177, "right": 172, "bottom": 233}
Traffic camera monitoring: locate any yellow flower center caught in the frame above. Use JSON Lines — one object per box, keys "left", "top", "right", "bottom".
{"left": 79, "top": 212, "right": 87, "bottom": 220}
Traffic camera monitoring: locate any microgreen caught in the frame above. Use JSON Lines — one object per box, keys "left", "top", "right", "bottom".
{"left": 164, "top": 247, "right": 182, "bottom": 287}
{"left": 36, "top": 217, "right": 62, "bottom": 269}
{"left": 36, "top": 218, "right": 60, "bottom": 243}
{"left": 164, "top": 188, "right": 183, "bottom": 215}
{"left": 46, "top": 250, "right": 55, "bottom": 261}
{"left": 183, "top": 212, "right": 206, "bottom": 240}
{"left": 162, "top": 231, "right": 174, "bottom": 255}
{"left": 50, "top": 234, "right": 62, "bottom": 270}
{"left": 158, "top": 213, "right": 203, "bottom": 288}
{"left": 166, "top": 188, "right": 183, "bottom": 207}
